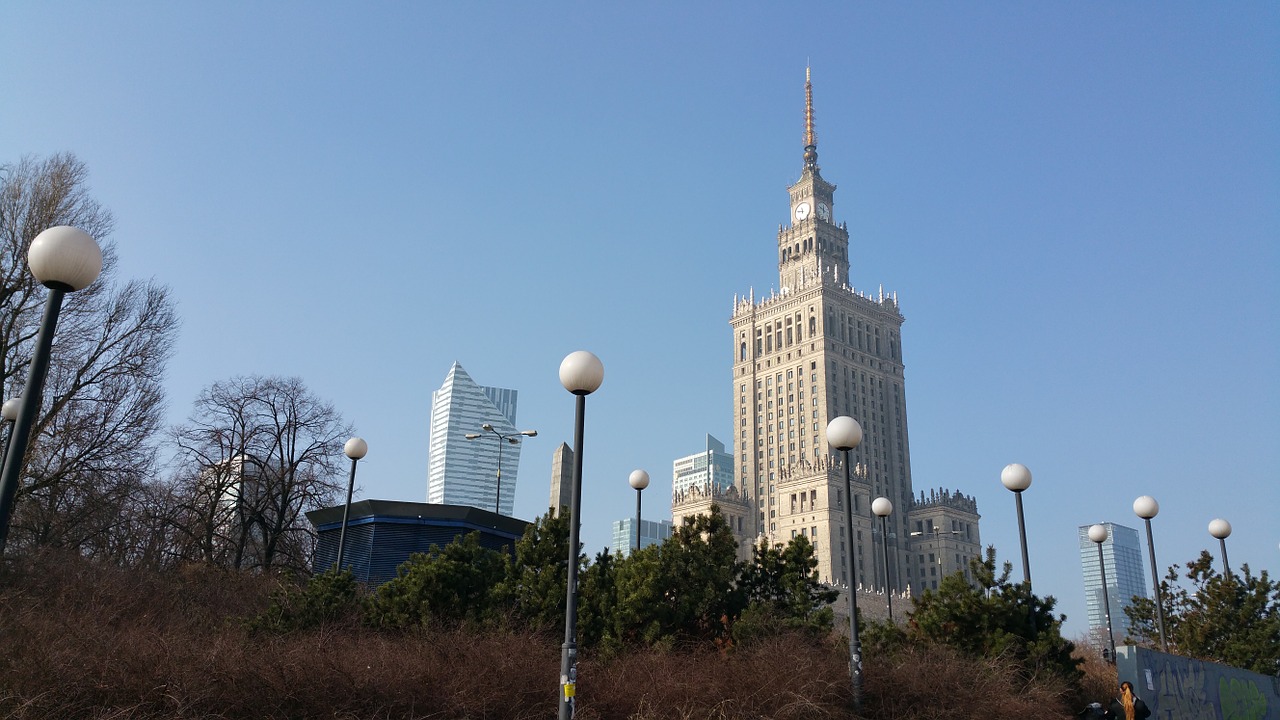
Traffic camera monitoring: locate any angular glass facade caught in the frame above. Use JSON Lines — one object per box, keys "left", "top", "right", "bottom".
{"left": 426, "top": 362, "right": 523, "bottom": 515}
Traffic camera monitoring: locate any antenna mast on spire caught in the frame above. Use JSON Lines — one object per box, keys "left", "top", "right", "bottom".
{"left": 803, "top": 67, "right": 819, "bottom": 169}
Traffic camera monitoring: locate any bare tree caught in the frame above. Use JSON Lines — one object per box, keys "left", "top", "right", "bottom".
{"left": 0, "top": 154, "right": 178, "bottom": 558}
{"left": 171, "top": 376, "right": 350, "bottom": 573}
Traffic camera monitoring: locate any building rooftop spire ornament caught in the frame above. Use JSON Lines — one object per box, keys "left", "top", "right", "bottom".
{"left": 804, "top": 66, "right": 818, "bottom": 169}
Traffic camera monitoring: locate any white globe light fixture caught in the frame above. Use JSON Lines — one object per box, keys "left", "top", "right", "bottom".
{"left": 559, "top": 350, "right": 604, "bottom": 395}
{"left": 1088, "top": 523, "right": 1109, "bottom": 544}
{"left": 28, "top": 226, "right": 103, "bottom": 291}
{"left": 827, "top": 415, "right": 863, "bottom": 451}
{"left": 1133, "top": 495, "right": 1168, "bottom": 651}
{"left": 334, "top": 436, "right": 368, "bottom": 571}
{"left": 1, "top": 399, "right": 20, "bottom": 423}
{"left": 344, "top": 437, "right": 369, "bottom": 460}
{"left": 871, "top": 497, "right": 893, "bottom": 517}
{"left": 1000, "top": 463, "right": 1032, "bottom": 492}
{"left": 0, "top": 226, "right": 104, "bottom": 557}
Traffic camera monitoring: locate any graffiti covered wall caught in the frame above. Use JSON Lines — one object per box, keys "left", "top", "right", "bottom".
{"left": 1115, "top": 646, "right": 1280, "bottom": 720}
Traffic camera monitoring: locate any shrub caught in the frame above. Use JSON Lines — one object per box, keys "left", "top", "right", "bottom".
{"left": 249, "top": 567, "right": 364, "bottom": 633}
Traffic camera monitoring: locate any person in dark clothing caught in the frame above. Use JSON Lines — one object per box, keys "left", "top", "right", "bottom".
{"left": 1105, "top": 681, "right": 1151, "bottom": 720}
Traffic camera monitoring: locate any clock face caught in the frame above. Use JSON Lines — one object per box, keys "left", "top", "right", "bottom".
{"left": 817, "top": 203, "right": 830, "bottom": 221}
{"left": 794, "top": 202, "right": 812, "bottom": 221}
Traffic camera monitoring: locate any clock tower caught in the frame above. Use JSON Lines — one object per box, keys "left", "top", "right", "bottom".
{"left": 726, "top": 69, "right": 982, "bottom": 598}
{"left": 780, "top": 68, "right": 848, "bottom": 295}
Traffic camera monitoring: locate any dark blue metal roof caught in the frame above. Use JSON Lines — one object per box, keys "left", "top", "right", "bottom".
{"left": 307, "top": 500, "right": 531, "bottom": 586}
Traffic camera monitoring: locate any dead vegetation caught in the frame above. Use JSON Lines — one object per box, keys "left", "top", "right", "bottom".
{"left": 0, "top": 551, "right": 1082, "bottom": 719}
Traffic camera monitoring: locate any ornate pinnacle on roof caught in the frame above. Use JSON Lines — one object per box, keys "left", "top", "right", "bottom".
{"left": 804, "top": 66, "right": 818, "bottom": 168}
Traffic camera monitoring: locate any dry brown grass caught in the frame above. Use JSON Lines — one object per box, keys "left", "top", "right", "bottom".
{"left": 0, "top": 552, "right": 1081, "bottom": 719}
{"left": 1071, "top": 642, "right": 1119, "bottom": 709}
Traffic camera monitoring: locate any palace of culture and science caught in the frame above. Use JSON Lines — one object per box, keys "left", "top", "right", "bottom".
{"left": 673, "top": 70, "right": 982, "bottom": 596}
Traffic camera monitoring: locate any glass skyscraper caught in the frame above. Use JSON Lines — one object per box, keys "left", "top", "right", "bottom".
{"left": 426, "top": 362, "right": 523, "bottom": 515}
{"left": 611, "top": 517, "right": 673, "bottom": 557}
{"left": 1078, "top": 521, "right": 1147, "bottom": 644}
{"left": 672, "top": 434, "right": 735, "bottom": 495}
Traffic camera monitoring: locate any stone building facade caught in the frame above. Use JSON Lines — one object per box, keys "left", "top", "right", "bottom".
{"left": 684, "top": 68, "right": 982, "bottom": 593}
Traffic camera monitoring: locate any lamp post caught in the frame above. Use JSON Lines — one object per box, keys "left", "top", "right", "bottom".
{"left": 334, "top": 437, "right": 367, "bottom": 572}
{"left": 558, "top": 350, "right": 603, "bottom": 720}
{"left": 466, "top": 423, "right": 537, "bottom": 515}
{"left": 1208, "top": 518, "right": 1232, "bottom": 580}
{"left": 872, "top": 496, "right": 894, "bottom": 621}
{"left": 1132, "top": 495, "right": 1168, "bottom": 652}
{"left": 1088, "top": 523, "right": 1117, "bottom": 663}
{"left": 827, "top": 415, "right": 864, "bottom": 711}
{"left": 628, "top": 469, "right": 649, "bottom": 553}
{"left": 0, "top": 226, "right": 102, "bottom": 557}
{"left": 1000, "top": 463, "right": 1035, "bottom": 633}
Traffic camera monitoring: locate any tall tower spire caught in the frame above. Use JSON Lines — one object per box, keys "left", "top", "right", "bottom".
{"left": 804, "top": 66, "right": 818, "bottom": 169}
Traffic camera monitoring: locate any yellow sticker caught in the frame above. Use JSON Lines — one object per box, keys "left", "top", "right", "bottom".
{"left": 563, "top": 683, "right": 575, "bottom": 700}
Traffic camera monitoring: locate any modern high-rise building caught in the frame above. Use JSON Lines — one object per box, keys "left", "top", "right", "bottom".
{"left": 1078, "top": 522, "right": 1147, "bottom": 644}
{"left": 680, "top": 68, "right": 981, "bottom": 589}
{"left": 426, "top": 362, "right": 525, "bottom": 515}
{"left": 610, "top": 518, "right": 674, "bottom": 558}
{"left": 673, "top": 435, "right": 735, "bottom": 495}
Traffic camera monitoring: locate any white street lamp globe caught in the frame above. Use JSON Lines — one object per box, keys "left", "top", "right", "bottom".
{"left": 28, "top": 226, "right": 103, "bottom": 291}
{"left": 826, "top": 416, "right": 863, "bottom": 451}
{"left": 1133, "top": 496, "right": 1159, "bottom": 520}
{"left": 559, "top": 350, "right": 604, "bottom": 395}
{"left": 629, "top": 469, "right": 650, "bottom": 491}
{"left": 872, "top": 497, "right": 893, "bottom": 517}
{"left": 344, "top": 437, "right": 368, "bottom": 460}
{"left": 1088, "top": 523, "right": 1109, "bottom": 544}
{"left": 1, "top": 398, "right": 20, "bottom": 422}
{"left": 1208, "top": 518, "right": 1232, "bottom": 540}
{"left": 1000, "top": 463, "right": 1032, "bottom": 492}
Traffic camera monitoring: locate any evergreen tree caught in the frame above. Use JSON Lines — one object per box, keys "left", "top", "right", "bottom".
{"left": 577, "top": 546, "right": 618, "bottom": 648}
{"left": 908, "top": 546, "right": 1080, "bottom": 681}
{"left": 736, "top": 535, "right": 837, "bottom": 642}
{"left": 366, "top": 532, "right": 508, "bottom": 629}
{"left": 612, "top": 505, "right": 744, "bottom": 647}
{"left": 1125, "top": 551, "right": 1280, "bottom": 674}
{"left": 496, "top": 511, "right": 572, "bottom": 631}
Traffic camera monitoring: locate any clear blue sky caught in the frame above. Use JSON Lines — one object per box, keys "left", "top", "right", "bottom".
{"left": 2, "top": 3, "right": 1276, "bottom": 638}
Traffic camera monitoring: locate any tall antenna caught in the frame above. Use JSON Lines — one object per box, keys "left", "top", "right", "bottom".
{"left": 804, "top": 67, "right": 818, "bottom": 168}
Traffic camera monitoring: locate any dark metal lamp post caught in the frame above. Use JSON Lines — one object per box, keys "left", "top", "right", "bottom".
{"left": 1132, "top": 495, "right": 1168, "bottom": 652}
{"left": 872, "top": 496, "right": 894, "bottom": 621}
{"left": 628, "top": 469, "right": 649, "bottom": 553}
{"left": 1088, "top": 523, "right": 1117, "bottom": 663}
{"left": 1000, "top": 462, "right": 1036, "bottom": 633}
{"left": 465, "top": 423, "right": 537, "bottom": 515}
{"left": 558, "top": 350, "right": 602, "bottom": 720}
{"left": 0, "top": 226, "right": 102, "bottom": 558}
{"left": 334, "top": 436, "right": 367, "bottom": 572}
{"left": 827, "top": 415, "right": 864, "bottom": 711}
